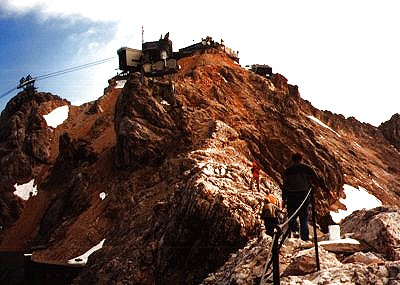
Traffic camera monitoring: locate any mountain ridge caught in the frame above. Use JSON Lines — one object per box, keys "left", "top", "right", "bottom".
{"left": 0, "top": 49, "right": 399, "bottom": 283}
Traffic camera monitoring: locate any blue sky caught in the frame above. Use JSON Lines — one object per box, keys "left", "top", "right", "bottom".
{"left": 0, "top": 1, "right": 399, "bottom": 126}
{"left": 0, "top": 9, "right": 117, "bottom": 107}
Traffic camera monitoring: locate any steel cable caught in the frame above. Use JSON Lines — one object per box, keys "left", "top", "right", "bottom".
{"left": 0, "top": 56, "right": 115, "bottom": 101}
{"left": 0, "top": 87, "right": 18, "bottom": 100}
{"left": 259, "top": 187, "right": 312, "bottom": 285}
{"left": 279, "top": 188, "right": 312, "bottom": 229}
{"left": 35, "top": 57, "right": 115, "bottom": 81}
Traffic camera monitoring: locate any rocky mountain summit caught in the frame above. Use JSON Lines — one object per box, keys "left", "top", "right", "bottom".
{"left": 0, "top": 49, "right": 400, "bottom": 284}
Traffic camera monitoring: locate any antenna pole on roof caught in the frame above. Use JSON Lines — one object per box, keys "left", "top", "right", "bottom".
{"left": 142, "top": 25, "right": 144, "bottom": 44}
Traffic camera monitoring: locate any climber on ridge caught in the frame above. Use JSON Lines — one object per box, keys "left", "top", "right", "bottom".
{"left": 249, "top": 160, "right": 262, "bottom": 191}
{"left": 261, "top": 188, "right": 282, "bottom": 236}
{"left": 282, "top": 152, "right": 326, "bottom": 241}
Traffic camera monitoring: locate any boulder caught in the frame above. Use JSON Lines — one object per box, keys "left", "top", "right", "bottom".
{"left": 201, "top": 236, "right": 273, "bottom": 285}
{"left": 341, "top": 206, "right": 400, "bottom": 260}
{"left": 282, "top": 246, "right": 342, "bottom": 276}
{"left": 343, "top": 251, "right": 385, "bottom": 265}
{"left": 282, "top": 262, "right": 399, "bottom": 285}
{"left": 318, "top": 238, "right": 367, "bottom": 253}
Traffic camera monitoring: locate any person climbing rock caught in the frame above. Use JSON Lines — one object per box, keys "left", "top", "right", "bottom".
{"left": 261, "top": 190, "right": 282, "bottom": 236}
{"left": 282, "top": 152, "right": 326, "bottom": 241}
{"left": 249, "top": 160, "right": 261, "bottom": 191}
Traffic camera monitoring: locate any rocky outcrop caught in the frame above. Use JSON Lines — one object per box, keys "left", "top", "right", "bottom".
{"left": 153, "top": 120, "right": 271, "bottom": 284}
{"left": 282, "top": 246, "right": 342, "bottom": 276}
{"left": 341, "top": 206, "right": 400, "bottom": 260}
{"left": 379, "top": 113, "right": 400, "bottom": 150}
{"left": 114, "top": 73, "right": 186, "bottom": 169}
{"left": 342, "top": 251, "right": 385, "bottom": 265}
{"left": 32, "top": 172, "right": 91, "bottom": 247}
{"left": 282, "top": 261, "right": 400, "bottom": 285}
{"left": 200, "top": 207, "right": 400, "bottom": 284}
{"left": 41, "top": 132, "right": 97, "bottom": 189}
{"left": 200, "top": 236, "right": 272, "bottom": 285}
{"left": 0, "top": 90, "right": 68, "bottom": 228}
{"left": 27, "top": 132, "right": 96, "bottom": 247}
{"left": 55, "top": 133, "right": 97, "bottom": 167}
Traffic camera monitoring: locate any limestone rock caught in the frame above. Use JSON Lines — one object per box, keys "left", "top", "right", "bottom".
{"left": 282, "top": 262, "right": 399, "bottom": 285}
{"left": 343, "top": 251, "right": 385, "bottom": 265}
{"left": 379, "top": 113, "right": 400, "bottom": 150}
{"left": 341, "top": 206, "right": 400, "bottom": 260}
{"left": 318, "top": 238, "right": 366, "bottom": 253}
{"left": 201, "top": 235, "right": 273, "bottom": 285}
{"left": 152, "top": 119, "right": 277, "bottom": 284}
{"left": 114, "top": 74, "right": 186, "bottom": 169}
{"left": 283, "top": 246, "right": 342, "bottom": 276}
{"left": 0, "top": 90, "right": 68, "bottom": 227}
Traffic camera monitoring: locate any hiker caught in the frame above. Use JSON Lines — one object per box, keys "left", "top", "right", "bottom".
{"left": 249, "top": 160, "right": 261, "bottom": 191}
{"left": 261, "top": 190, "right": 282, "bottom": 236}
{"left": 282, "top": 152, "right": 326, "bottom": 241}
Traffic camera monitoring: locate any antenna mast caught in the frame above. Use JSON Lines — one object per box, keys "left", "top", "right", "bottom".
{"left": 142, "top": 25, "right": 144, "bottom": 44}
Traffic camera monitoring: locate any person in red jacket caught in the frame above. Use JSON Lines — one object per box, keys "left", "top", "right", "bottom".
{"left": 249, "top": 160, "right": 261, "bottom": 191}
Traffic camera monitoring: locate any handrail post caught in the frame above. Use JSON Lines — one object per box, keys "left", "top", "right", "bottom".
{"left": 311, "top": 188, "right": 320, "bottom": 271}
{"left": 272, "top": 226, "right": 282, "bottom": 285}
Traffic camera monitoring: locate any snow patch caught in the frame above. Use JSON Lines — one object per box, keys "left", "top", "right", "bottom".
{"left": 318, "top": 237, "right": 360, "bottom": 246}
{"left": 68, "top": 239, "right": 105, "bottom": 265}
{"left": 307, "top": 115, "right": 341, "bottom": 137}
{"left": 99, "top": 192, "right": 107, "bottom": 200}
{"left": 372, "top": 179, "right": 384, "bottom": 190}
{"left": 13, "top": 179, "right": 37, "bottom": 200}
{"left": 161, "top": 100, "right": 170, "bottom": 106}
{"left": 330, "top": 184, "right": 382, "bottom": 223}
{"left": 43, "top": 105, "right": 69, "bottom": 128}
{"left": 115, "top": 80, "right": 126, "bottom": 89}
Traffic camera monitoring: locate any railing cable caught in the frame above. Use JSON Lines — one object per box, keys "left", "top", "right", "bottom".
{"left": 259, "top": 187, "right": 317, "bottom": 285}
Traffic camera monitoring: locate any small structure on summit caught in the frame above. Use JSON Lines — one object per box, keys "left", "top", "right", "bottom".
{"left": 178, "top": 36, "right": 240, "bottom": 63}
{"left": 246, "top": 64, "right": 273, "bottom": 77}
{"left": 117, "top": 32, "right": 179, "bottom": 77}
{"left": 117, "top": 34, "right": 240, "bottom": 77}
{"left": 17, "top": 74, "right": 36, "bottom": 91}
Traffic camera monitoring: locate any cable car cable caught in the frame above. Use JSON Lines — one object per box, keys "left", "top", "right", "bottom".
{"left": 36, "top": 57, "right": 115, "bottom": 81}
{"left": 0, "top": 87, "right": 18, "bottom": 100}
{"left": 0, "top": 56, "right": 116, "bottom": 100}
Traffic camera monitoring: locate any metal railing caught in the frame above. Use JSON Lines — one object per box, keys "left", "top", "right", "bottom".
{"left": 259, "top": 188, "right": 320, "bottom": 285}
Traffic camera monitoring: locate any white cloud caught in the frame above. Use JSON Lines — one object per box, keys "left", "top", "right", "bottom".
{"left": 2, "top": 1, "right": 112, "bottom": 21}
